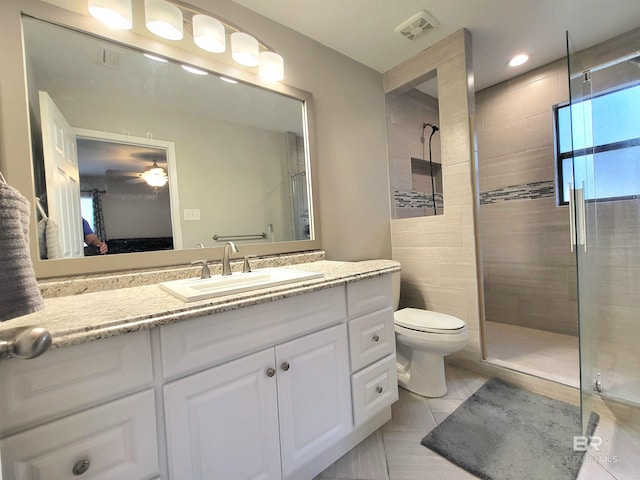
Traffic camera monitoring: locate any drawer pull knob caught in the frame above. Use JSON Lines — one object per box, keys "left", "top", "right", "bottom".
{"left": 376, "top": 386, "right": 383, "bottom": 394}
{"left": 72, "top": 460, "right": 90, "bottom": 476}
{"left": 266, "top": 367, "right": 276, "bottom": 377}
{"left": 372, "top": 335, "right": 380, "bottom": 342}
{"left": 281, "top": 362, "right": 290, "bottom": 371}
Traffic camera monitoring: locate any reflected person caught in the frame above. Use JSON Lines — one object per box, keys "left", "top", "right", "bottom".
{"left": 82, "top": 218, "right": 107, "bottom": 254}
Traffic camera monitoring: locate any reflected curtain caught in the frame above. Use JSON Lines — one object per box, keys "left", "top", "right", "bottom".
{"left": 92, "top": 189, "right": 106, "bottom": 241}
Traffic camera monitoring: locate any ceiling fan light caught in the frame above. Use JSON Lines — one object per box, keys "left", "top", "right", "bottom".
{"left": 88, "top": 0, "right": 132, "bottom": 30}
{"left": 231, "top": 32, "right": 259, "bottom": 67}
{"left": 259, "top": 51, "right": 284, "bottom": 81}
{"left": 142, "top": 165, "right": 168, "bottom": 187}
{"left": 193, "top": 14, "right": 226, "bottom": 53}
{"left": 145, "top": 0, "right": 183, "bottom": 41}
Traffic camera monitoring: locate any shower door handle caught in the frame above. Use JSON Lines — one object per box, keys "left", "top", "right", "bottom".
{"left": 569, "top": 185, "right": 587, "bottom": 253}
{"left": 569, "top": 185, "right": 576, "bottom": 252}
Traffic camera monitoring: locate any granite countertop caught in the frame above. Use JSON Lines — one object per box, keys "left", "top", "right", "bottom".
{"left": 0, "top": 260, "right": 399, "bottom": 351}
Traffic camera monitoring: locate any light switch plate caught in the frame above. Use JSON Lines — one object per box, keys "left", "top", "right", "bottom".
{"left": 184, "top": 209, "right": 200, "bottom": 221}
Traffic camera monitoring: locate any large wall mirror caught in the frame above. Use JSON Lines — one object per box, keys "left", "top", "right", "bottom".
{"left": 15, "top": 5, "right": 318, "bottom": 277}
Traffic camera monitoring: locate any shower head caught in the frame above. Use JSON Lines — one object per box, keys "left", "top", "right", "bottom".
{"left": 422, "top": 122, "right": 439, "bottom": 132}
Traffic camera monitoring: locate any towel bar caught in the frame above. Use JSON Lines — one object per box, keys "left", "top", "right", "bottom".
{"left": 212, "top": 233, "right": 267, "bottom": 241}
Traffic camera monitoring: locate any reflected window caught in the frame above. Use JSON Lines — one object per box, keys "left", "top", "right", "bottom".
{"left": 555, "top": 82, "right": 640, "bottom": 204}
{"left": 80, "top": 194, "right": 95, "bottom": 234}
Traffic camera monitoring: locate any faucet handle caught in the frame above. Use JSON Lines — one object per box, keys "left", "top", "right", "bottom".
{"left": 243, "top": 255, "right": 257, "bottom": 273}
{"left": 191, "top": 259, "right": 211, "bottom": 279}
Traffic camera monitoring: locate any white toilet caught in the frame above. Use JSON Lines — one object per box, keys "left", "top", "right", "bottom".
{"left": 392, "top": 271, "right": 468, "bottom": 398}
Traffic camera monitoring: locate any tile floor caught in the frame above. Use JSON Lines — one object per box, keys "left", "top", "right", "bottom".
{"left": 484, "top": 321, "right": 580, "bottom": 387}
{"left": 315, "top": 364, "right": 639, "bottom": 480}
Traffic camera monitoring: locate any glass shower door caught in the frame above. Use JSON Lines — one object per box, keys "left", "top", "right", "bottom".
{"left": 566, "top": 32, "right": 597, "bottom": 434}
{"left": 567, "top": 32, "right": 640, "bottom": 433}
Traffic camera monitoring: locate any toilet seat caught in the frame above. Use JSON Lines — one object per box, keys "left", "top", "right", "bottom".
{"left": 394, "top": 308, "right": 466, "bottom": 334}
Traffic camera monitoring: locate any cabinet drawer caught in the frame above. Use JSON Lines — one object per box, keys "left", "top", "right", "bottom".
{"left": 0, "top": 331, "right": 153, "bottom": 435}
{"left": 0, "top": 389, "right": 159, "bottom": 480}
{"left": 351, "top": 354, "right": 398, "bottom": 426}
{"left": 347, "top": 275, "right": 393, "bottom": 318}
{"left": 160, "top": 286, "right": 347, "bottom": 380}
{"left": 348, "top": 307, "right": 395, "bottom": 372}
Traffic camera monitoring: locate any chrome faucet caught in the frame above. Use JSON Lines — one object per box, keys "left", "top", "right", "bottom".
{"left": 191, "top": 259, "right": 211, "bottom": 279}
{"left": 222, "top": 241, "right": 239, "bottom": 276}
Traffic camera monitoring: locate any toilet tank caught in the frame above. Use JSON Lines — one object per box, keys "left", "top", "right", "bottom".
{"left": 392, "top": 270, "right": 400, "bottom": 311}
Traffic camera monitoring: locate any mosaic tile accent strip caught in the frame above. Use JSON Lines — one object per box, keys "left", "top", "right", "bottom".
{"left": 394, "top": 190, "right": 444, "bottom": 210}
{"left": 480, "top": 180, "right": 555, "bottom": 205}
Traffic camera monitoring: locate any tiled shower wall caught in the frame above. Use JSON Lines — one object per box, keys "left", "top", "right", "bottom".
{"left": 386, "top": 30, "right": 482, "bottom": 362}
{"left": 386, "top": 91, "right": 441, "bottom": 219}
{"left": 476, "top": 59, "right": 579, "bottom": 336}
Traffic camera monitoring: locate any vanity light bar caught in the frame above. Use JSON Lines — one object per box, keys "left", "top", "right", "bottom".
{"left": 87, "top": 0, "right": 284, "bottom": 81}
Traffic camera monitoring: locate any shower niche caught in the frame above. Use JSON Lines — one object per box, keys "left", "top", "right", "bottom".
{"left": 385, "top": 72, "right": 442, "bottom": 218}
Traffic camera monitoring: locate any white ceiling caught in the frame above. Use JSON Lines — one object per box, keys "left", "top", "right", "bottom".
{"left": 233, "top": 0, "right": 640, "bottom": 92}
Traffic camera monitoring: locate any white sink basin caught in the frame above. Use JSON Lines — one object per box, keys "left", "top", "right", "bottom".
{"left": 159, "top": 268, "right": 324, "bottom": 302}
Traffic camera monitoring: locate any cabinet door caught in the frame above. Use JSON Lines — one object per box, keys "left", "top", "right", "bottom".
{"left": 276, "top": 324, "right": 352, "bottom": 476}
{"left": 0, "top": 389, "right": 158, "bottom": 480}
{"left": 164, "top": 348, "right": 281, "bottom": 480}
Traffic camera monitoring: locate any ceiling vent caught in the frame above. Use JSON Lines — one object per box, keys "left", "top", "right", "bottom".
{"left": 394, "top": 10, "right": 439, "bottom": 41}
{"left": 98, "top": 46, "right": 120, "bottom": 68}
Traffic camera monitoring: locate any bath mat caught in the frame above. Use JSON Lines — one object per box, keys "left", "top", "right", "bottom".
{"left": 421, "top": 378, "right": 599, "bottom": 480}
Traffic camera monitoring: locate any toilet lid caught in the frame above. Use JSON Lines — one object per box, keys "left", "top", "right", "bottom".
{"left": 394, "top": 308, "right": 466, "bottom": 333}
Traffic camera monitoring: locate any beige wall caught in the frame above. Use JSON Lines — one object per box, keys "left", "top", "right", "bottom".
{"left": 384, "top": 30, "right": 483, "bottom": 362}
{"left": 476, "top": 59, "right": 579, "bottom": 336}
{"left": 186, "top": 0, "right": 393, "bottom": 261}
{"left": 0, "top": 0, "right": 393, "bottom": 271}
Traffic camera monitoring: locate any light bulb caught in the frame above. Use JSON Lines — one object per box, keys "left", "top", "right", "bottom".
{"left": 143, "top": 167, "right": 168, "bottom": 187}
{"left": 259, "top": 51, "right": 284, "bottom": 81}
{"left": 193, "top": 14, "right": 226, "bottom": 53}
{"left": 507, "top": 53, "right": 529, "bottom": 67}
{"left": 88, "top": 0, "right": 132, "bottom": 30}
{"left": 144, "top": 53, "right": 168, "bottom": 62}
{"left": 231, "top": 32, "right": 259, "bottom": 67}
{"left": 145, "top": 0, "right": 183, "bottom": 41}
{"left": 181, "top": 65, "right": 208, "bottom": 75}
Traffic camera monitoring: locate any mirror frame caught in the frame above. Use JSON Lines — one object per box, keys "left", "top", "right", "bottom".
{"left": 0, "top": 0, "right": 321, "bottom": 278}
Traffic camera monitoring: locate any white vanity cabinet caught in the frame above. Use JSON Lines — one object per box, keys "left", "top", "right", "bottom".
{"left": 274, "top": 323, "right": 352, "bottom": 476}
{"left": 0, "top": 268, "right": 398, "bottom": 480}
{"left": 347, "top": 276, "right": 399, "bottom": 426}
{"left": 164, "top": 348, "right": 281, "bottom": 480}
{"left": 163, "top": 324, "right": 351, "bottom": 480}
{"left": 0, "top": 331, "right": 159, "bottom": 479}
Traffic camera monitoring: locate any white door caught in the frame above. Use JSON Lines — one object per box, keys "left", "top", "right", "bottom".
{"left": 163, "top": 348, "right": 281, "bottom": 480}
{"left": 39, "top": 91, "right": 83, "bottom": 258}
{"left": 276, "top": 324, "right": 352, "bottom": 476}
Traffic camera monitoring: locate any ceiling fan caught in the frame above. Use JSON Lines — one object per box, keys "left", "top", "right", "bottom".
{"left": 106, "top": 161, "right": 169, "bottom": 187}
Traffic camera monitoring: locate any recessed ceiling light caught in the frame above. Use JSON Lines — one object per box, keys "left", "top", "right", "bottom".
{"left": 181, "top": 65, "right": 208, "bottom": 75}
{"left": 219, "top": 76, "right": 238, "bottom": 84}
{"left": 507, "top": 53, "right": 530, "bottom": 67}
{"left": 144, "top": 53, "right": 168, "bottom": 62}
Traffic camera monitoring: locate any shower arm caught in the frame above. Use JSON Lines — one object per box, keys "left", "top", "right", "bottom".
{"left": 422, "top": 123, "right": 439, "bottom": 216}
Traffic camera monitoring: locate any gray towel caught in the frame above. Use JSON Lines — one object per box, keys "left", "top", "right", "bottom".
{"left": 0, "top": 183, "right": 44, "bottom": 321}
{"left": 38, "top": 217, "right": 47, "bottom": 259}
{"left": 45, "top": 218, "right": 61, "bottom": 259}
